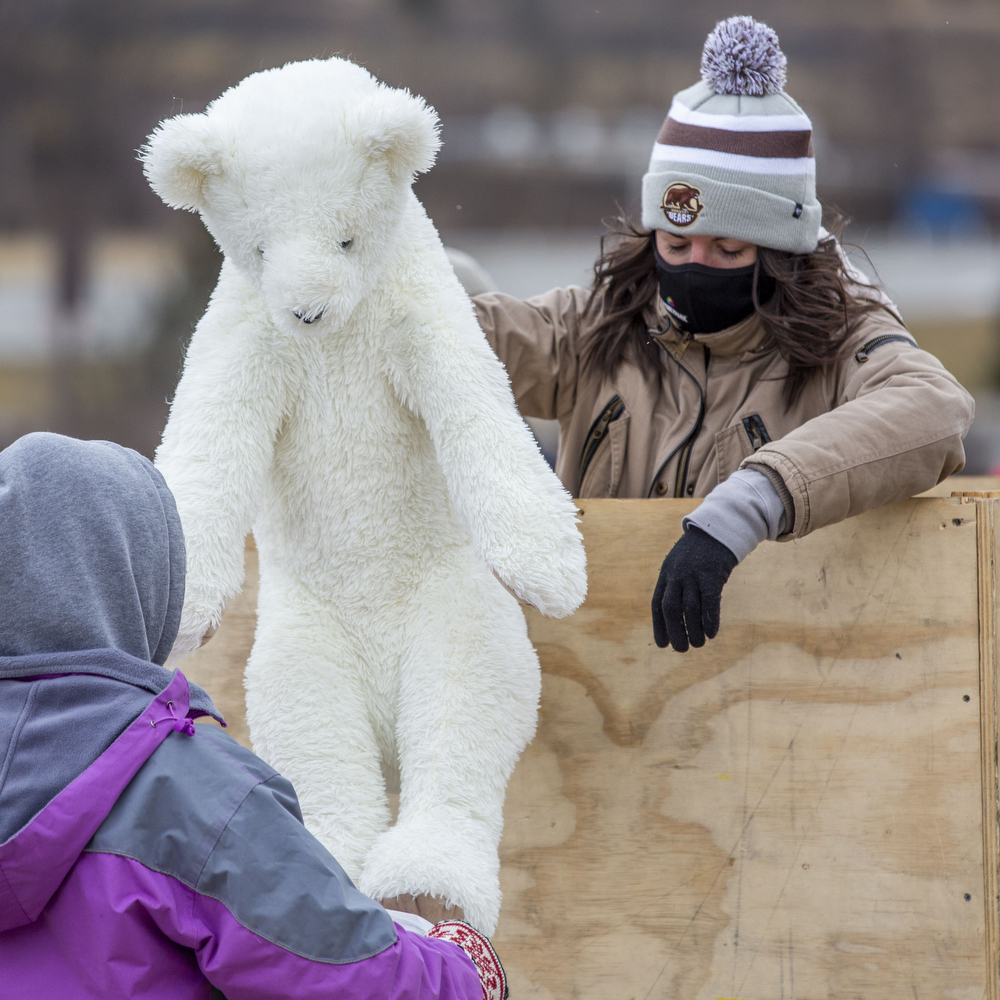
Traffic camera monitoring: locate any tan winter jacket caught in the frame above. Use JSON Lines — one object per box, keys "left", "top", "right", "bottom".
{"left": 473, "top": 286, "right": 974, "bottom": 539}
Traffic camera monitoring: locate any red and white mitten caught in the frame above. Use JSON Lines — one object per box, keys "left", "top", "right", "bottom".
{"left": 427, "top": 920, "right": 508, "bottom": 1000}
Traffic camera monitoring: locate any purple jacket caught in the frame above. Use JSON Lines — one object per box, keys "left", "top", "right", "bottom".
{"left": 0, "top": 435, "right": 482, "bottom": 1000}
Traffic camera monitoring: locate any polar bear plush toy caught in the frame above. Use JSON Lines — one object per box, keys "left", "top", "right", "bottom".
{"left": 143, "top": 58, "right": 586, "bottom": 934}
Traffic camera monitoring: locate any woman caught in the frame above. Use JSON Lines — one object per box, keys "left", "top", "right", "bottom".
{"left": 472, "top": 16, "right": 973, "bottom": 653}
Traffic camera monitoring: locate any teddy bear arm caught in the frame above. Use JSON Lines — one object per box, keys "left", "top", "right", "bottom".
{"left": 156, "top": 283, "right": 291, "bottom": 650}
{"left": 387, "top": 316, "right": 587, "bottom": 617}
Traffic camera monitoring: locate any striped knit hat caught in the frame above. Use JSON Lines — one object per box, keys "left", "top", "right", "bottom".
{"left": 641, "top": 16, "right": 820, "bottom": 254}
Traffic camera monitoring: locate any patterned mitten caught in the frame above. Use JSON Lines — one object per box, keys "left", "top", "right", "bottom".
{"left": 427, "top": 920, "right": 508, "bottom": 1000}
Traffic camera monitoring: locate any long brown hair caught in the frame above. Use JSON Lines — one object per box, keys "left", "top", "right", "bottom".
{"left": 582, "top": 210, "right": 887, "bottom": 407}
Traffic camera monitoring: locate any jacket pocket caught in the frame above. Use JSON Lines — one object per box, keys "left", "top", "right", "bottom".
{"left": 579, "top": 396, "right": 626, "bottom": 479}
{"left": 715, "top": 413, "right": 772, "bottom": 482}
{"left": 714, "top": 423, "right": 753, "bottom": 482}
{"left": 579, "top": 411, "right": 629, "bottom": 498}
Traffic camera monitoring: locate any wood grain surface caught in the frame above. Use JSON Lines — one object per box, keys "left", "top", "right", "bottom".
{"left": 181, "top": 498, "right": 997, "bottom": 999}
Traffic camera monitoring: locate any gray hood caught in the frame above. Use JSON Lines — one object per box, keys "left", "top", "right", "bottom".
{"left": 0, "top": 432, "right": 221, "bottom": 854}
{"left": 0, "top": 432, "right": 185, "bottom": 664}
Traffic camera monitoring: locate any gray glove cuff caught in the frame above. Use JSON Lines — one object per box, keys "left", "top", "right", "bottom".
{"left": 682, "top": 469, "right": 787, "bottom": 563}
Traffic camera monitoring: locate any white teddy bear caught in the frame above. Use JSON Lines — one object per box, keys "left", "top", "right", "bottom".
{"left": 144, "top": 57, "right": 587, "bottom": 934}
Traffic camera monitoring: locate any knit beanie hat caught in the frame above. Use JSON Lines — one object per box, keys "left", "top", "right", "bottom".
{"left": 641, "top": 16, "right": 821, "bottom": 254}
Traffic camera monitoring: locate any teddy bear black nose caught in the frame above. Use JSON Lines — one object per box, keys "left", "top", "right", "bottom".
{"left": 293, "top": 309, "right": 324, "bottom": 324}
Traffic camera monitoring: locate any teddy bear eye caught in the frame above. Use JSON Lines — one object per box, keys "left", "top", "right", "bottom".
{"left": 340, "top": 239, "right": 353, "bottom": 250}
{"left": 257, "top": 246, "right": 265, "bottom": 256}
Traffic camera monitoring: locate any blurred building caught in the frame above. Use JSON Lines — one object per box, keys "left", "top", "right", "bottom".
{"left": 0, "top": 0, "right": 999, "bottom": 460}
{"left": 3, "top": 2, "right": 1000, "bottom": 233}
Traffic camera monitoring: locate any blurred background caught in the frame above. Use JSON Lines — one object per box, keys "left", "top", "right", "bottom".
{"left": 1, "top": 0, "right": 999, "bottom": 468}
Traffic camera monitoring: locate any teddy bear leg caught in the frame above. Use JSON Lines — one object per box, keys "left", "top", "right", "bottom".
{"left": 358, "top": 559, "right": 540, "bottom": 935}
{"left": 245, "top": 576, "right": 390, "bottom": 881}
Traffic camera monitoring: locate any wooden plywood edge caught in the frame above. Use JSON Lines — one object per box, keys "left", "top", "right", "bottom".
{"left": 966, "top": 495, "right": 1000, "bottom": 995}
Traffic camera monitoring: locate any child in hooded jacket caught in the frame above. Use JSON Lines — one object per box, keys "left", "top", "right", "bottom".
{"left": 0, "top": 432, "right": 503, "bottom": 1000}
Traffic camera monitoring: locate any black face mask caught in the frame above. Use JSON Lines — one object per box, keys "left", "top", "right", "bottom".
{"left": 653, "top": 242, "right": 775, "bottom": 335}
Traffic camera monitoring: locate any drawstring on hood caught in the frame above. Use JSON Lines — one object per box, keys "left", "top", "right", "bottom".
{"left": 149, "top": 700, "right": 197, "bottom": 736}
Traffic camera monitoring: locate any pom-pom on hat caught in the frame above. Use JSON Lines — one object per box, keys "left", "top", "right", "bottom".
{"left": 641, "top": 16, "right": 821, "bottom": 254}
{"left": 700, "top": 16, "right": 787, "bottom": 97}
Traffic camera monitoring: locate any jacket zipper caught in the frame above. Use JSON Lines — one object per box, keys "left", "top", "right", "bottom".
{"left": 646, "top": 346, "right": 708, "bottom": 498}
{"left": 672, "top": 400, "right": 704, "bottom": 497}
{"left": 855, "top": 334, "right": 917, "bottom": 363}
{"left": 742, "top": 413, "right": 772, "bottom": 452}
{"left": 579, "top": 394, "right": 626, "bottom": 484}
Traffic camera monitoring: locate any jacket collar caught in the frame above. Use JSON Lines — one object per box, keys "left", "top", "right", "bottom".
{"left": 0, "top": 669, "right": 198, "bottom": 932}
{"left": 646, "top": 296, "right": 770, "bottom": 360}
{"left": 0, "top": 648, "right": 223, "bottom": 724}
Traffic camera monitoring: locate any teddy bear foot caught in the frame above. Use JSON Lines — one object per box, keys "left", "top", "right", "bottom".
{"left": 358, "top": 816, "right": 501, "bottom": 934}
{"left": 378, "top": 893, "right": 465, "bottom": 924}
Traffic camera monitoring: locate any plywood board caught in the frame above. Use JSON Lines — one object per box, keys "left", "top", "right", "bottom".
{"left": 182, "top": 498, "right": 997, "bottom": 998}
{"left": 500, "top": 498, "right": 993, "bottom": 999}
{"left": 921, "top": 475, "right": 1000, "bottom": 498}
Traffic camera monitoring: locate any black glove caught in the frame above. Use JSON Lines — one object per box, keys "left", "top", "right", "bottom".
{"left": 651, "top": 525, "right": 738, "bottom": 652}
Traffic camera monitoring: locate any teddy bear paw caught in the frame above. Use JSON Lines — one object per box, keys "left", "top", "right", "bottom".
{"left": 495, "top": 532, "right": 588, "bottom": 618}
{"left": 358, "top": 817, "right": 501, "bottom": 936}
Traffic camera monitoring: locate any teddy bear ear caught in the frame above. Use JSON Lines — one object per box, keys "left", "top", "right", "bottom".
{"left": 141, "top": 114, "right": 223, "bottom": 212}
{"left": 351, "top": 87, "right": 441, "bottom": 181}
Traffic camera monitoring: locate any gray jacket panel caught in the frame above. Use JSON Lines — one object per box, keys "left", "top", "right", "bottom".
{"left": 87, "top": 723, "right": 397, "bottom": 965}
{"left": 0, "top": 666, "right": 223, "bottom": 846}
{"left": 0, "top": 674, "right": 155, "bottom": 843}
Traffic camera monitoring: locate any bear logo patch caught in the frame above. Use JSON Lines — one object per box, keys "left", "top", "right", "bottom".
{"left": 661, "top": 182, "right": 704, "bottom": 228}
